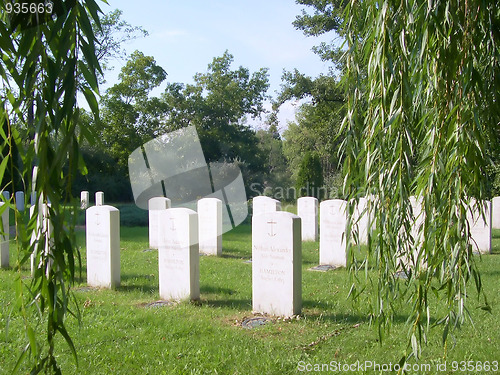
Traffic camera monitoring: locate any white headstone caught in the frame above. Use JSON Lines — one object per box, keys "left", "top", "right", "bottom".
{"left": 319, "top": 199, "right": 347, "bottom": 267}
{"left": 409, "top": 196, "right": 424, "bottom": 243}
{"left": 15, "top": 191, "right": 24, "bottom": 211}
{"left": 297, "top": 197, "right": 318, "bottom": 241}
{"left": 468, "top": 200, "right": 491, "bottom": 254}
{"left": 30, "top": 203, "right": 53, "bottom": 276}
{"left": 252, "top": 196, "right": 281, "bottom": 216}
{"left": 2, "top": 191, "right": 10, "bottom": 201}
{"left": 252, "top": 211, "right": 302, "bottom": 317}
{"left": 353, "top": 197, "right": 369, "bottom": 245}
{"left": 0, "top": 202, "right": 9, "bottom": 268}
{"left": 197, "top": 198, "right": 222, "bottom": 256}
{"left": 95, "top": 191, "right": 104, "bottom": 206}
{"left": 157, "top": 208, "right": 200, "bottom": 301}
{"left": 148, "top": 197, "right": 171, "bottom": 249}
{"left": 81, "top": 191, "right": 90, "bottom": 210}
{"left": 86, "top": 205, "right": 120, "bottom": 288}
{"left": 398, "top": 196, "right": 425, "bottom": 269}
{"left": 492, "top": 196, "right": 500, "bottom": 230}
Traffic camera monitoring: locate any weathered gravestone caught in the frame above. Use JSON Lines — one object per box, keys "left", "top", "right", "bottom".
{"left": 95, "top": 191, "right": 104, "bottom": 206}
{"left": 2, "top": 191, "right": 9, "bottom": 201}
{"left": 252, "top": 196, "right": 281, "bottom": 216}
{"left": 30, "top": 203, "right": 53, "bottom": 276}
{"left": 319, "top": 199, "right": 347, "bottom": 267}
{"left": 297, "top": 197, "right": 318, "bottom": 242}
{"left": 492, "top": 196, "right": 500, "bottom": 230}
{"left": 148, "top": 197, "right": 171, "bottom": 249}
{"left": 157, "top": 208, "right": 200, "bottom": 301}
{"left": 15, "top": 191, "right": 24, "bottom": 212}
{"left": 198, "top": 198, "right": 222, "bottom": 256}
{"left": 252, "top": 211, "right": 302, "bottom": 317}
{"left": 81, "top": 191, "right": 90, "bottom": 210}
{"left": 468, "top": 199, "right": 492, "bottom": 254}
{"left": 86, "top": 205, "right": 120, "bottom": 288}
{"left": 0, "top": 202, "right": 9, "bottom": 268}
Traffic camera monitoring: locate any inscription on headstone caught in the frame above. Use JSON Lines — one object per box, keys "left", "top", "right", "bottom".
{"left": 319, "top": 199, "right": 347, "bottom": 267}
{"left": 157, "top": 208, "right": 200, "bottom": 301}
{"left": 252, "top": 211, "right": 301, "bottom": 317}
{"left": 86, "top": 205, "right": 120, "bottom": 288}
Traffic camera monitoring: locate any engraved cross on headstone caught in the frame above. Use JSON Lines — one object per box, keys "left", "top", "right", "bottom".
{"left": 95, "top": 211, "right": 100, "bottom": 226}
{"left": 170, "top": 217, "right": 176, "bottom": 231}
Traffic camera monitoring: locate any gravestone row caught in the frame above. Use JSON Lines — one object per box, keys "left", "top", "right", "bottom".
{"left": 2, "top": 190, "right": 497, "bottom": 318}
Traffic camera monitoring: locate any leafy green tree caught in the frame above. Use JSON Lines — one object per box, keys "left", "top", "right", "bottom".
{"left": 277, "top": 69, "right": 345, "bottom": 105}
{"left": 100, "top": 50, "right": 168, "bottom": 168}
{"left": 283, "top": 100, "right": 343, "bottom": 181}
{"left": 295, "top": 152, "right": 323, "bottom": 199}
{"left": 0, "top": 0, "right": 102, "bottom": 372}
{"left": 255, "top": 125, "right": 292, "bottom": 198}
{"left": 162, "top": 51, "right": 270, "bottom": 194}
{"left": 93, "top": 9, "right": 148, "bottom": 83}
{"left": 276, "top": 5, "right": 348, "bottom": 192}
{"left": 293, "top": 0, "right": 350, "bottom": 70}
{"left": 342, "top": 0, "right": 499, "bottom": 364}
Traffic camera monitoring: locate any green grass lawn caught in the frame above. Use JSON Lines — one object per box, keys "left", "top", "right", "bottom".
{"left": 0, "top": 221, "right": 499, "bottom": 374}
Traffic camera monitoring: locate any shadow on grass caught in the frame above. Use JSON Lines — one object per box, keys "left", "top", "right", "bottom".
{"left": 220, "top": 253, "right": 249, "bottom": 260}
{"left": 302, "top": 304, "right": 425, "bottom": 326}
{"left": 302, "top": 258, "right": 320, "bottom": 266}
{"left": 116, "top": 272, "right": 158, "bottom": 293}
{"left": 201, "top": 298, "right": 252, "bottom": 311}
{"left": 201, "top": 285, "right": 236, "bottom": 295}
{"left": 198, "top": 284, "right": 251, "bottom": 310}
{"left": 220, "top": 247, "right": 251, "bottom": 259}
{"left": 118, "top": 284, "right": 158, "bottom": 294}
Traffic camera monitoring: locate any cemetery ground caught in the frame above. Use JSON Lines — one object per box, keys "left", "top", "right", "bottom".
{"left": 0, "top": 205, "right": 499, "bottom": 374}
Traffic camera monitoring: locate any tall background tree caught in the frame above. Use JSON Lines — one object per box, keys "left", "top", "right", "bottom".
{"left": 295, "top": 152, "right": 323, "bottom": 199}
{"left": 72, "top": 9, "right": 152, "bottom": 202}
{"left": 92, "top": 8, "right": 148, "bottom": 83}
{"left": 255, "top": 124, "right": 292, "bottom": 198}
{"left": 85, "top": 50, "right": 270, "bottom": 201}
{"left": 274, "top": 0, "right": 349, "bottom": 196}
{"left": 162, "top": 51, "right": 269, "bottom": 197}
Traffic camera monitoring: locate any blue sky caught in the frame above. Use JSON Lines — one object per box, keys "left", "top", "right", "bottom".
{"left": 100, "top": 0, "right": 338, "bottom": 129}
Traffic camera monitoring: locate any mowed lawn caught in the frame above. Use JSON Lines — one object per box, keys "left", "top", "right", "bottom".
{"left": 0, "top": 213, "right": 499, "bottom": 374}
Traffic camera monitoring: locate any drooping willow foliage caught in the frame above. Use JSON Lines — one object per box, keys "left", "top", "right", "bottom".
{"left": 0, "top": 1, "right": 102, "bottom": 373}
{"left": 341, "top": 0, "right": 499, "bottom": 363}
